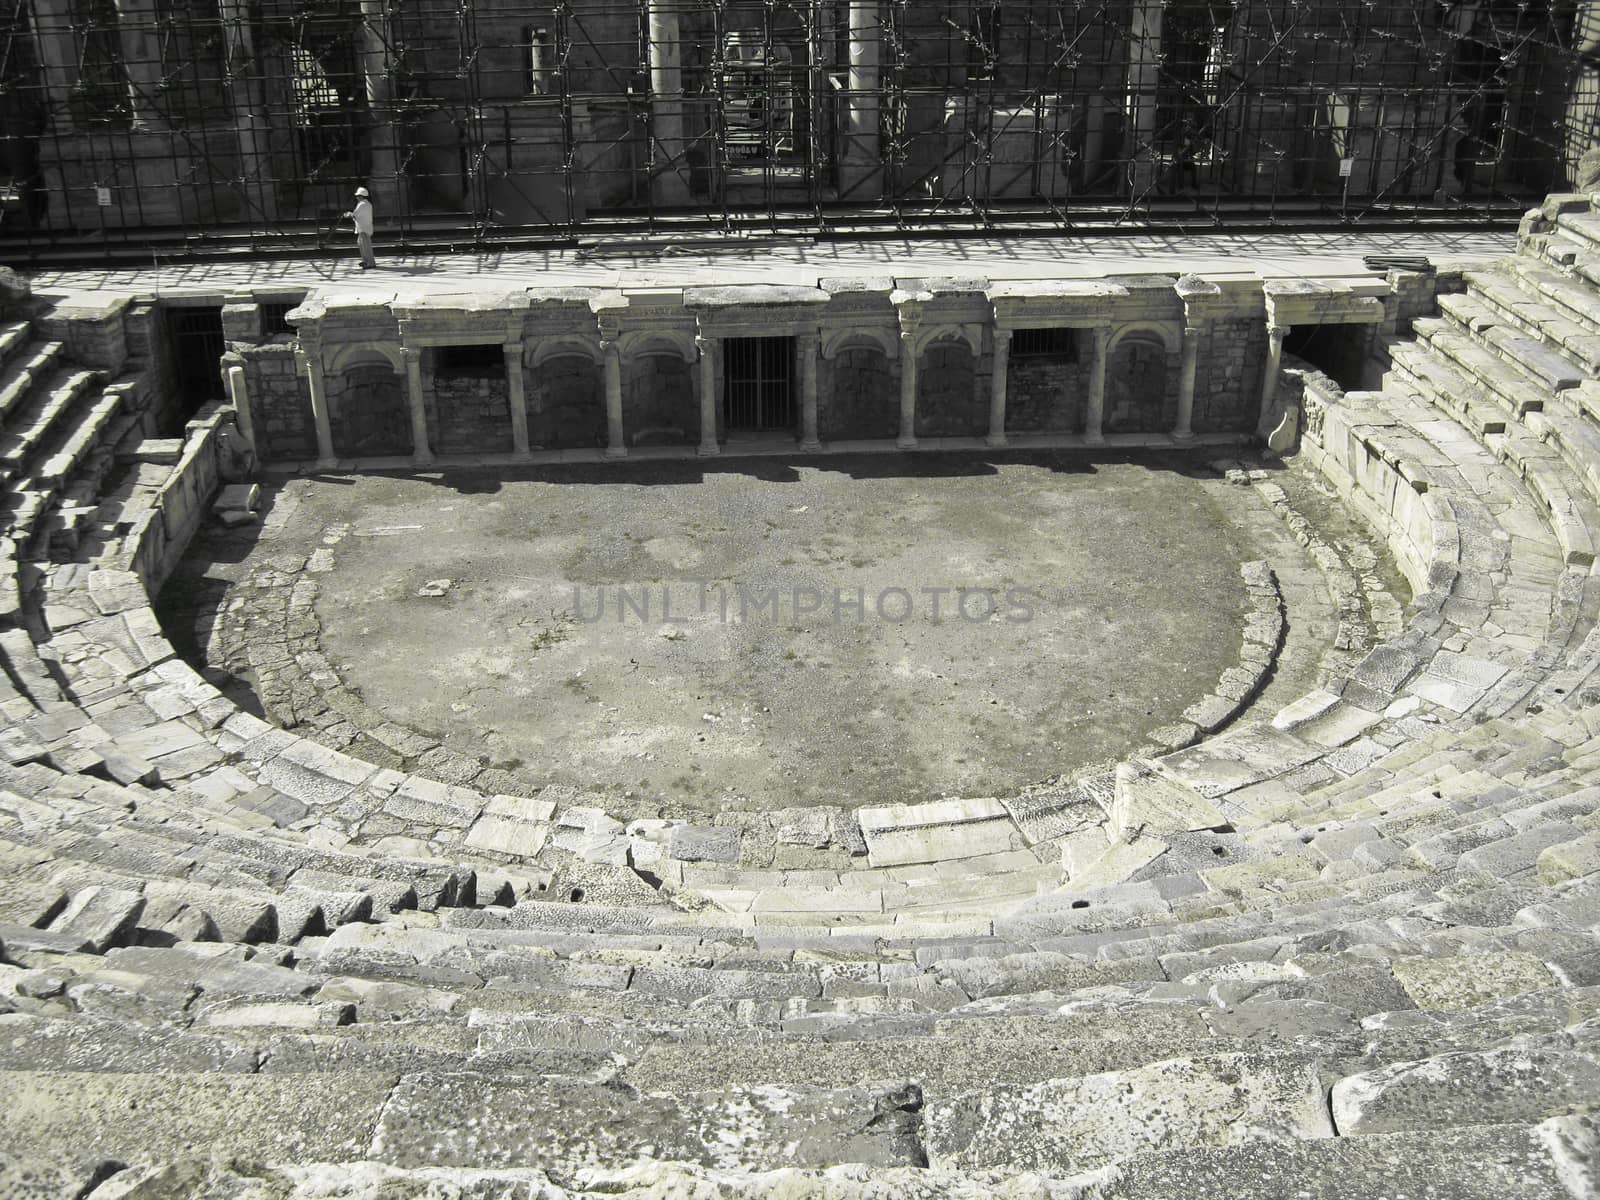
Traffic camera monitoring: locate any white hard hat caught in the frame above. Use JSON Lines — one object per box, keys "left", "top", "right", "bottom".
{"left": 354, "top": 187, "right": 369, "bottom": 197}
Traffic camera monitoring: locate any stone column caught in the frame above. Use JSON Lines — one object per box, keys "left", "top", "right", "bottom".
{"left": 1174, "top": 322, "right": 1203, "bottom": 440}
{"left": 226, "top": 363, "right": 255, "bottom": 450}
{"left": 987, "top": 328, "right": 1011, "bottom": 448}
{"left": 798, "top": 332, "right": 821, "bottom": 451}
{"left": 646, "top": 0, "right": 691, "bottom": 205}
{"left": 504, "top": 342, "right": 530, "bottom": 457}
{"left": 842, "top": 0, "right": 882, "bottom": 199}
{"left": 217, "top": 0, "right": 275, "bottom": 223}
{"left": 1085, "top": 326, "right": 1110, "bottom": 444}
{"left": 296, "top": 347, "right": 337, "bottom": 467}
{"left": 1127, "top": 0, "right": 1164, "bottom": 197}
{"left": 1258, "top": 322, "right": 1288, "bottom": 431}
{"left": 402, "top": 346, "right": 433, "bottom": 464}
{"left": 697, "top": 334, "right": 720, "bottom": 457}
{"left": 359, "top": 0, "right": 404, "bottom": 212}
{"left": 114, "top": 0, "right": 166, "bottom": 130}
{"left": 602, "top": 339, "right": 627, "bottom": 458}
{"left": 897, "top": 331, "right": 918, "bottom": 449}
{"left": 29, "top": 0, "right": 80, "bottom": 133}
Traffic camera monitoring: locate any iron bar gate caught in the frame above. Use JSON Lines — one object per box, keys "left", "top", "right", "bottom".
{"left": 724, "top": 336, "right": 794, "bottom": 432}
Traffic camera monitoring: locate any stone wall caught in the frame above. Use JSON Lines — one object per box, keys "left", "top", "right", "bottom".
{"left": 1007, "top": 355, "right": 1086, "bottom": 434}
{"left": 1300, "top": 379, "right": 1440, "bottom": 599}
{"left": 37, "top": 294, "right": 129, "bottom": 373}
{"left": 915, "top": 342, "right": 985, "bottom": 438}
{"left": 821, "top": 347, "right": 896, "bottom": 441}
{"left": 328, "top": 365, "right": 412, "bottom": 458}
{"left": 1105, "top": 337, "right": 1177, "bottom": 433}
{"left": 530, "top": 354, "right": 606, "bottom": 450}
{"left": 1193, "top": 318, "right": 1262, "bottom": 434}
{"left": 626, "top": 354, "right": 697, "bottom": 447}
{"left": 236, "top": 274, "right": 1430, "bottom": 462}
{"left": 1387, "top": 268, "right": 1445, "bottom": 333}
{"left": 131, "top": 403, "right": 228, "bottom": 591}
{"left": 428, "top": 372, "right": 514, "bottom": 457}
{"left": 242, "top": 345, "right": 318, "bottom": 462}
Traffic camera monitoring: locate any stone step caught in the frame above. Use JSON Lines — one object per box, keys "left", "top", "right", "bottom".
{"left": 1333, "top": 1041, "right": 1600, "bottom": 1136}
{"left": 1510, "top": 255, "right": 1600, "bottom": 339}
{"left": 1457, "top": 272, "right": 1600, "bottom": 373}
{"left": 1387, "top": 340, "right": 1512, "bottom": 435}
{"left": 206, "top": 832, "right": 477, "bottom": 910}
{"left": 1521, "top": 228, "right": 1588, "bottom": 272}
{"left": 1478, "top": 322, "right": 1591, "bottom": 394}
{"left": 1524, "top": 406, "right": 1600, "bottom": 507}
{"left": 26, "top": 390, "right": 122, "bottom": 491}
{"left": 1553, "top": 207, "right": 1600, "bottom": 260}
{"left": 0, "top": 321, "right": 32, "bottom": 369}
{"left": 923, "top": 1049, "right": 1335, "bottom": 1173}
{"left": 1519, "top": 456, "right": 1600, "bottom": 567}
{"left": 0, "top": 368, "right": 99, "bottom": 480}
{"left": 0, "top": 626, "right": 68, "bottom": 707}
{"left": 35, "top": 1121, "right": 1588, "bottom": 1200}
{"left": 1413, "top": 320, "right": 1549, "bottom": 417}
{"left": 1087, "top": 1122, "right": 1579, "bottom": 1200}
{"left": 0, "top": 343, "right": 62, "bottom": 425}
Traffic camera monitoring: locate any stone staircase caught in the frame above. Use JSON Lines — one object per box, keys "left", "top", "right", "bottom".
{"left": 4, "top": 207, "right": 1600, "bottom": 1196}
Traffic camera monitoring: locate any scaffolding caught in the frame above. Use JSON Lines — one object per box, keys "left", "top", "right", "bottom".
{"left": 1, "top": 0, "right": 1596, "bottom": 258}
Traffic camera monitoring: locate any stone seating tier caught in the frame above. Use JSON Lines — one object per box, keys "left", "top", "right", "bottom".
{"left": 4, "top": 202, "right": 1600, "bottom": 1195}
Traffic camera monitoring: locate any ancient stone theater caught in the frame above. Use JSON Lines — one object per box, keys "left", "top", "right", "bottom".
{"left": 0, "top": 1, "right": 1599, "bottom": 1197}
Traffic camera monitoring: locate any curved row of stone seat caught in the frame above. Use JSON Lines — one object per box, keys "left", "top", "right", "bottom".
{"left": 4, "top": 240, "right": 1600, "bottom": 1194}
{"left": 2, "top": 345, "right": 1584, "bottom": 952}
{"left": 5, "top": 829, "right": 1595, "bottom": 1195}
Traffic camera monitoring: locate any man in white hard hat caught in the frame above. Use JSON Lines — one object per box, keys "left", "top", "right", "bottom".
{"left": 343, "top": 186, "right": 377, "bottom": 269}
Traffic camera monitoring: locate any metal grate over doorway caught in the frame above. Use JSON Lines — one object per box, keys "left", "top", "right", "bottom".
{"left": 168, "top": 306, "right": 227, "bottom": 423}
{"left": 724, "top": 336, "right": 794, "bottom": 432}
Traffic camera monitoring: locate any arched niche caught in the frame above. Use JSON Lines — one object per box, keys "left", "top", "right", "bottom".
{"left": 1105, "top": 328, "right": 1178, "bottom": 435}
{"left": 532, "top": 352, "right": 606, "bottom": 450}
{"left": 915, "top": 330, "right": 985, "bottom": 438}
{"left": 821, "top": 334, "right": 897, "bottom": 442}
{"left": 326, "top": 349, "right": 411, "bottom": 459}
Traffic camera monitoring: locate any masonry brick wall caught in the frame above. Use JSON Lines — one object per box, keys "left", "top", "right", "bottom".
{"left": 428, "top": 372, "right": 513, "bottom": 456}
{"left": 1006, "top": 355, "right": 1086, "bottom": 433}
{"left": 243, "top": 346, "right": 316, "bottom": 462}
{"left": 1193, "top": 317, "right": 1261, "bottom": 433}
